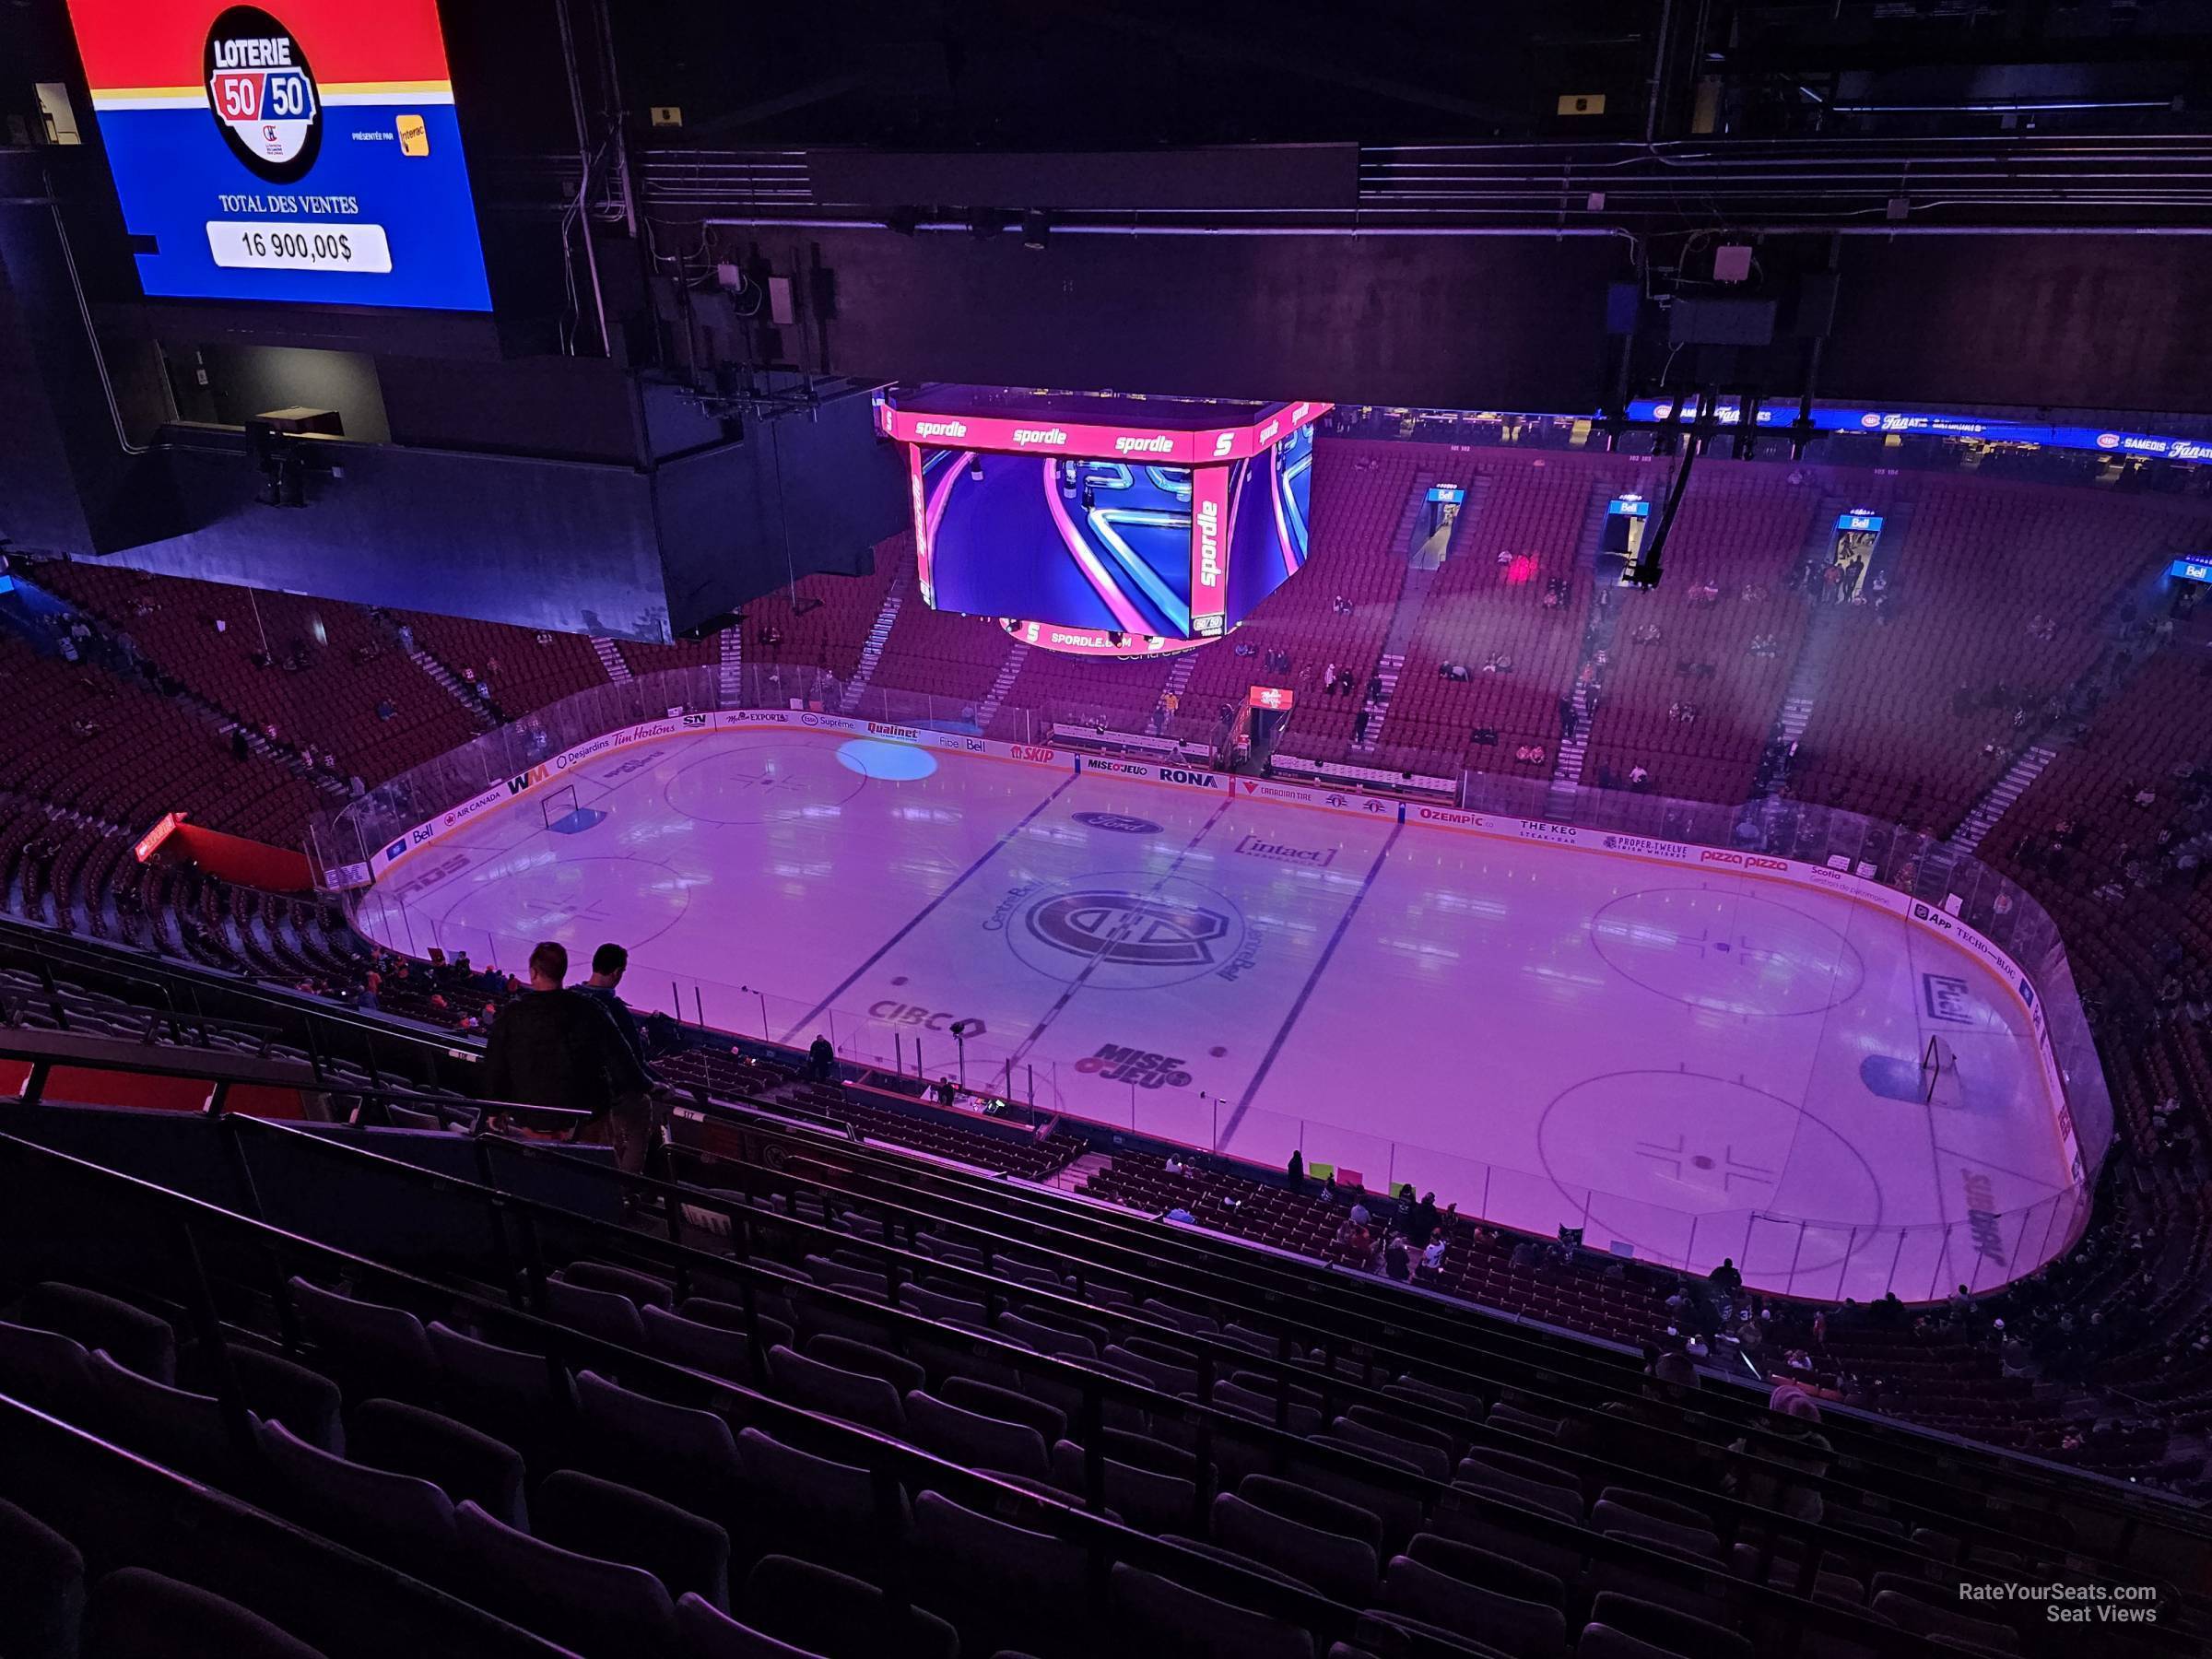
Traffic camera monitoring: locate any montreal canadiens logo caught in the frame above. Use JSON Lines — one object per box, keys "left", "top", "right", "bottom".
{"left": 205, "top": 6, "right": 322, "bottom": 183}
{"left": 1025, "top": 891, "right": 1230, "bottom": 969}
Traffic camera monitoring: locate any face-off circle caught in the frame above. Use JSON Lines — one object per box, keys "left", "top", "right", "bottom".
{"left": 205, "top": 6, "right": 323, "bottom": 183}
{"left": 1537, "top": 1069, "right": 1884, "bottom": 1277}
{"left": 664, "top": 742, "right": 869, "bottom": 827}
{"left": 1589, "top": 887, "right": 1866, "bottom": 1018}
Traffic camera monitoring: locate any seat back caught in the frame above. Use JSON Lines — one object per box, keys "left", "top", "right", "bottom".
{"left": 13, "top": 1282, "right": 175, "bottom": 1383}
{"left": 455, "top": 1500, "right": 680, "bottom": 1656}
{"left": 82, "top": 1569, "right": 326, "bottom": 1659}
{"left": 1108, "top": 1562, "right": 1316, "bottom": 1659}
{"left": 903, "top": 1391, "right": 1050, "bottom": 1480}
{"left": 536, "top": 1469, "right": 732, "bottom": 1612}
{"left": 349, "top": 1397, "right": 530, "bottom": 1529}
{"left": 738, "top": 1554, "right": 958, "bottom": 1659}
{"left": 1212, "top": 1492, "right": 1380, "bottom": 1605}
{"left": 253, "top": 1418, "right": 456, "bottom": 1577}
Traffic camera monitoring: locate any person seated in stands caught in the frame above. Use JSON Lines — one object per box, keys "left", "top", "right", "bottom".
{"left": 1724, "top": 1382, "right": 1835, "bottom": 1524}
{"left": 480, "top": 941, "right": 652, "bottom": 1138}
{"left": 933, "top": 1077, "right": 959, "bottom": 1106}
{"left": 374, "top": 699, "right": 395, "bottom": 721}
{"left": 1331, "top": 1207, "right": 1378, "bottom": 1270}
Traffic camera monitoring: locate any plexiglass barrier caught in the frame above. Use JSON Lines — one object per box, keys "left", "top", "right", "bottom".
{"left": 329, "top": 675, "right": 2108, "bottom": 1302}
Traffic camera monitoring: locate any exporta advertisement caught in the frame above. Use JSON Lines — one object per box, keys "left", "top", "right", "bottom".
{"left": 65, "top": 0, "right": 492, "bottom": 309}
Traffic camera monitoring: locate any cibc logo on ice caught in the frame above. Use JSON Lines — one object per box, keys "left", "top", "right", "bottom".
{"left": 868, "top": 1002, "right": 982, "bottom": 1034}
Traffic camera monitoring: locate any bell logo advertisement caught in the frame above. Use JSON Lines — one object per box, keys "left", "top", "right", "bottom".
{"left": 64, "top": 0, "right": 493, "bottom": 310}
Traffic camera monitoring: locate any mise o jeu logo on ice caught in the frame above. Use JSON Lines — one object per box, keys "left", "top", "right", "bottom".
{"left": 1077, "top": 1044, "right": 1193, "bottom": 1089}
{"left": 205, "top": 6, "right": 323, "bottom": 183}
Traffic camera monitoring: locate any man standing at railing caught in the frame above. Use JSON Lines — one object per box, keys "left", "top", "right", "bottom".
{"left": 481, "top": 941, "right": 653, "bottom": 1160}
{"left": 576, "top": 943, "right": 670, "bottom": 1187}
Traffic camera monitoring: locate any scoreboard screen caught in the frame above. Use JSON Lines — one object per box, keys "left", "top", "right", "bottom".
{"left": 63, "top": 0, "right": 492, "bottom": 311}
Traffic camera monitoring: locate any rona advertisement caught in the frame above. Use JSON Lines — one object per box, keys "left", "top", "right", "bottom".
{"left": 64, "top": 0, "right": 492, "bottom": 310}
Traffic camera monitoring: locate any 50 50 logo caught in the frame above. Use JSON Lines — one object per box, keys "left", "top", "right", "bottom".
{"left": 205, "top": 6, "right": 322, "bottom": 182}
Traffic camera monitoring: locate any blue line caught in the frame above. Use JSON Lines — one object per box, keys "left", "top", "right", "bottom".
{"left": 1219, "top": 819, "right": 1404, "bottom": 1144}
{"left": 783, "top": 772, "right": 1079, "bottom": 1041}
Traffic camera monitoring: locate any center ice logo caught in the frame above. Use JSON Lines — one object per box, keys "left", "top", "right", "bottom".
{"left": 1024, "top": 890, "right": 1230, "bottom": 970}
{"left": 205, "top": 6, "right": 323, "bottom": 183}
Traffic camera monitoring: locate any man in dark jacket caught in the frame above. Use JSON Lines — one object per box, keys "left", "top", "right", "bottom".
{"left": 574, "top": 942, "right": 665, "bottom": 1178}
{"left": 481, "top": 941, "right": 650, "bottom": 1133}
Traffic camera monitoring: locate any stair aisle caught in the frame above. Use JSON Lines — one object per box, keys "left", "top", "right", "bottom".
{"left": 839, "top": 571, "right": 908, "bottom": 712}
{"left": 591, "top": 637, "right": 632, "bottom": 683}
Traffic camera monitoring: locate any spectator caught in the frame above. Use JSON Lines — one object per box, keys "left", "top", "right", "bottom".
{"left": 1724, "top": 1383, "right": 1835, "bottom": 1524}
{"left": 1710, "top": 1256, "right": 1744, "bottom": 1294}
{"left": 1285, "top": 1148, "right": 1304, "bottom": 1194}
{"left": 1331, "top": 1210, "right": 1377, "bottom": 1270}
{"left": 1406, "top": 1190, "right": 1440, "bottom": 1248}
{"left": 574, "top": 943, "right": 665, "bottom": 1179}
{"left": 1419, "top": 1235, "right": 1447, "bottom": 1277}
{"left": 807, "top": 1033, "right": 838, "bottom": 1085}
{"left": 1382, "top": 1233, "right": 1411, "bottom": 1281}
{"left": 479, "top": 941, "right": 651, "bottom": 1136}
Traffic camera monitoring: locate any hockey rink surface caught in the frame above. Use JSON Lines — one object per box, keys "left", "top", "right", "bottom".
{"left": 357, "top": 725, "right": 2082, "bottom": 1300}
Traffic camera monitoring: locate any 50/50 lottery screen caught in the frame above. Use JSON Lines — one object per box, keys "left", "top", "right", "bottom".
{"left": 64, "top": 0, "right": 491, "bottom": 310}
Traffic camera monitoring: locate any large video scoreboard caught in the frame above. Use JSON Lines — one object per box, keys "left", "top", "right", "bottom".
{"left": 63, "top": 0, "right": 492, "bottom": 311}
{"left": 878, "top": 390, "right": 1328, "bottom": 658}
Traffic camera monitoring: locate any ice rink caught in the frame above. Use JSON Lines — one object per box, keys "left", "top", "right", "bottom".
{"left": 357, "top": 725, "right": 2084, "bottom": 1299}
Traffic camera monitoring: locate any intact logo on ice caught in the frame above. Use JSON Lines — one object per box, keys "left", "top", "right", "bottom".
{"left": 1025, "top": 891, "right": 1230, "bottom": 969}
{"left": 206, "top": 6, "right": 322, "bottom": 183}
{"left": 1236, "top": 834, "right": 1335, "bottom": 867}
{"left": 1073, "top": 811, "right": 1162, "bottom": 835}
{"left": 1076, "top": 1043, "right": 1192, "bottom": 1089}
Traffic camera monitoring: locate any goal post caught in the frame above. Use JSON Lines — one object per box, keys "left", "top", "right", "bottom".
{"left": 541, "top": 782, "right": 579, "bottom": 832}
{"left": 1921, "top": 1034, "right": 1956, "bottom": 1103}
